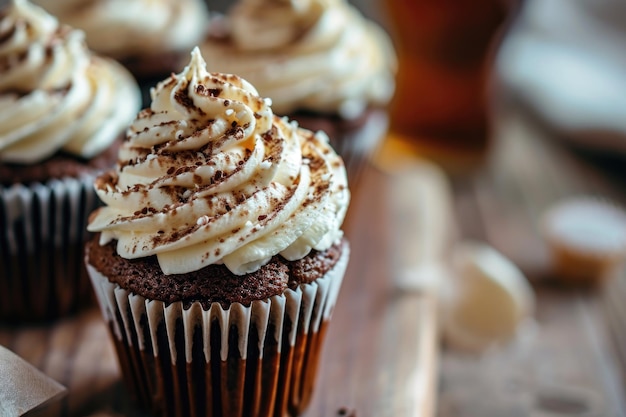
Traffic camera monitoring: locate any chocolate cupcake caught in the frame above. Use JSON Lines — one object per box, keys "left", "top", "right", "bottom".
{"left": 32, "top": 0, "right": 210, "bottom": 84}
{"left": 0, "top": 0, "right": 141, "bottom": 322}
{"left": 201, "top": 0, "right": 396, "bottom": 181}
{"left": 85, "top": 48, "right": 350, "bottom": 416}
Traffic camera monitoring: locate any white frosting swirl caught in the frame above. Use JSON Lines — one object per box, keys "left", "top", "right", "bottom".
{"left": 0, "top": 0, "right": 141, "bottom": 164}
{"left": 88, "top": 48, "right": 350, "bottom": 276}
{"left": 32, "top": 0, "right": 209, "bottom": 61}
{"left": 201, "top": 0, "right": 396, "bottom": 119}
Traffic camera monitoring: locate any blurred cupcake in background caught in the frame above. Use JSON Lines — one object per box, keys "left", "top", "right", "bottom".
{"left": 32, "top": 0, "right": 209, "bottom": 86}
{"left": 201, "top": 0, "right": 396, "bottom": 180}
{"left": 0, "top": 0, "right": 141, "bottom": 322}
{"left": 542, "top": 197, "right": 626, "bottom": 285}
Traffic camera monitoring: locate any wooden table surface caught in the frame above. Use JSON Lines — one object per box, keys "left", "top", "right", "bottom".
{"left": 4, "top": 100, "right": 626, "bottom": 417}
{"left": 438, "top": 103, "right": 626, "bottom": 417}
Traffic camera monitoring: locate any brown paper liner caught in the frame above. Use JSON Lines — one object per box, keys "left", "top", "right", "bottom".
{"left": 0, "top": 176, "right": 99, "bottom": 322}
{"left": 87, "top": 246, "right": 348, "bottom": 417}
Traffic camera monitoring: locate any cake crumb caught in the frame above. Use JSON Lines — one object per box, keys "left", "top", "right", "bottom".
{"left": 337, "top": 406, "right": 357, "bottom": 416}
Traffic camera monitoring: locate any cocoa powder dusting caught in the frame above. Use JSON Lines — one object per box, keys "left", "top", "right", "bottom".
{"left": 0, "top": 24, "right": 16, "bottom": 45}
{"left": 137, "top": 108, "right": 153, "bottom": 119}
{"left": 0, "top": 50, "right": 27, "bottom": 74}
{"left": 197, "top": 84, "right": 222, "bottom": 99}
{"left": 308, "top": 155, "right": 324, "bottom": 172}
{"left": 174, "top": 89, "right": 195, "bottom": 111}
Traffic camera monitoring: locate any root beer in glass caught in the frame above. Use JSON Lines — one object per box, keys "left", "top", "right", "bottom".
{"left": 384, "top": 0, "right": 511, "bottom": 170}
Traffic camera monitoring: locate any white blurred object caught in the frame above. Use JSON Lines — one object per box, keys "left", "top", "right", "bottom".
{"left": 495, "top": 0, "right": 626, "bottom": 152}
{"left": 442, "top": 241, "right": 536, "bottom": 353}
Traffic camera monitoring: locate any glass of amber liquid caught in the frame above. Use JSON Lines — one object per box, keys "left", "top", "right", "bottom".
{"left": 384, "top": 0, "right": 512, "bottom": 171}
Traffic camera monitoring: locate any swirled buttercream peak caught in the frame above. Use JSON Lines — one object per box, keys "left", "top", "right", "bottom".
{"left": 88, "top": 48, "right": 350, "bottom": 276}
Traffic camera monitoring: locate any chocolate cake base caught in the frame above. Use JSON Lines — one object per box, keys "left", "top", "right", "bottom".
{"left": 86, "top": 237, "right": 345, "bottom": 309}
{"left": 0, "top": 135, "right": 122, "bottom": 186}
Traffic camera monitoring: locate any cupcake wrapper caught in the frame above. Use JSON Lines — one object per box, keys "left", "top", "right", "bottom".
{"left": 0, "top": 176, "right": 98, "bottom": 321}
{"left": 87, "top": 246, "right": 348, "bottom": 417}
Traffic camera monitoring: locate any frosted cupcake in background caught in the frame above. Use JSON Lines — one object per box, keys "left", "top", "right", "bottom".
{"left": 0, "top": 0, "right": 141, "bottom": 322}
{"left": 85, "top": 48, "right": 350, "bottom": 417}
{"left": 32, "top": 0, "right": 209, "bottom": 83}
{"left": 201, "top": 0, "right": 396, "bottom": 179}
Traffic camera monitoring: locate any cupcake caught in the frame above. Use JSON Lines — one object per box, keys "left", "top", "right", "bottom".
{"left": 85, "top": 48, "right": 350, "bottom": 417}
{"left": 542, "top": 197, "right": 626, "bottom": 285}
{"left": 32, "top": 0, "right": 210, "bottom": 84}
{"left": 0, "top": 0, "right": 141, "bottom": 322}
{"left": 200, "top": 0, "right": 396, "bottom": 180}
